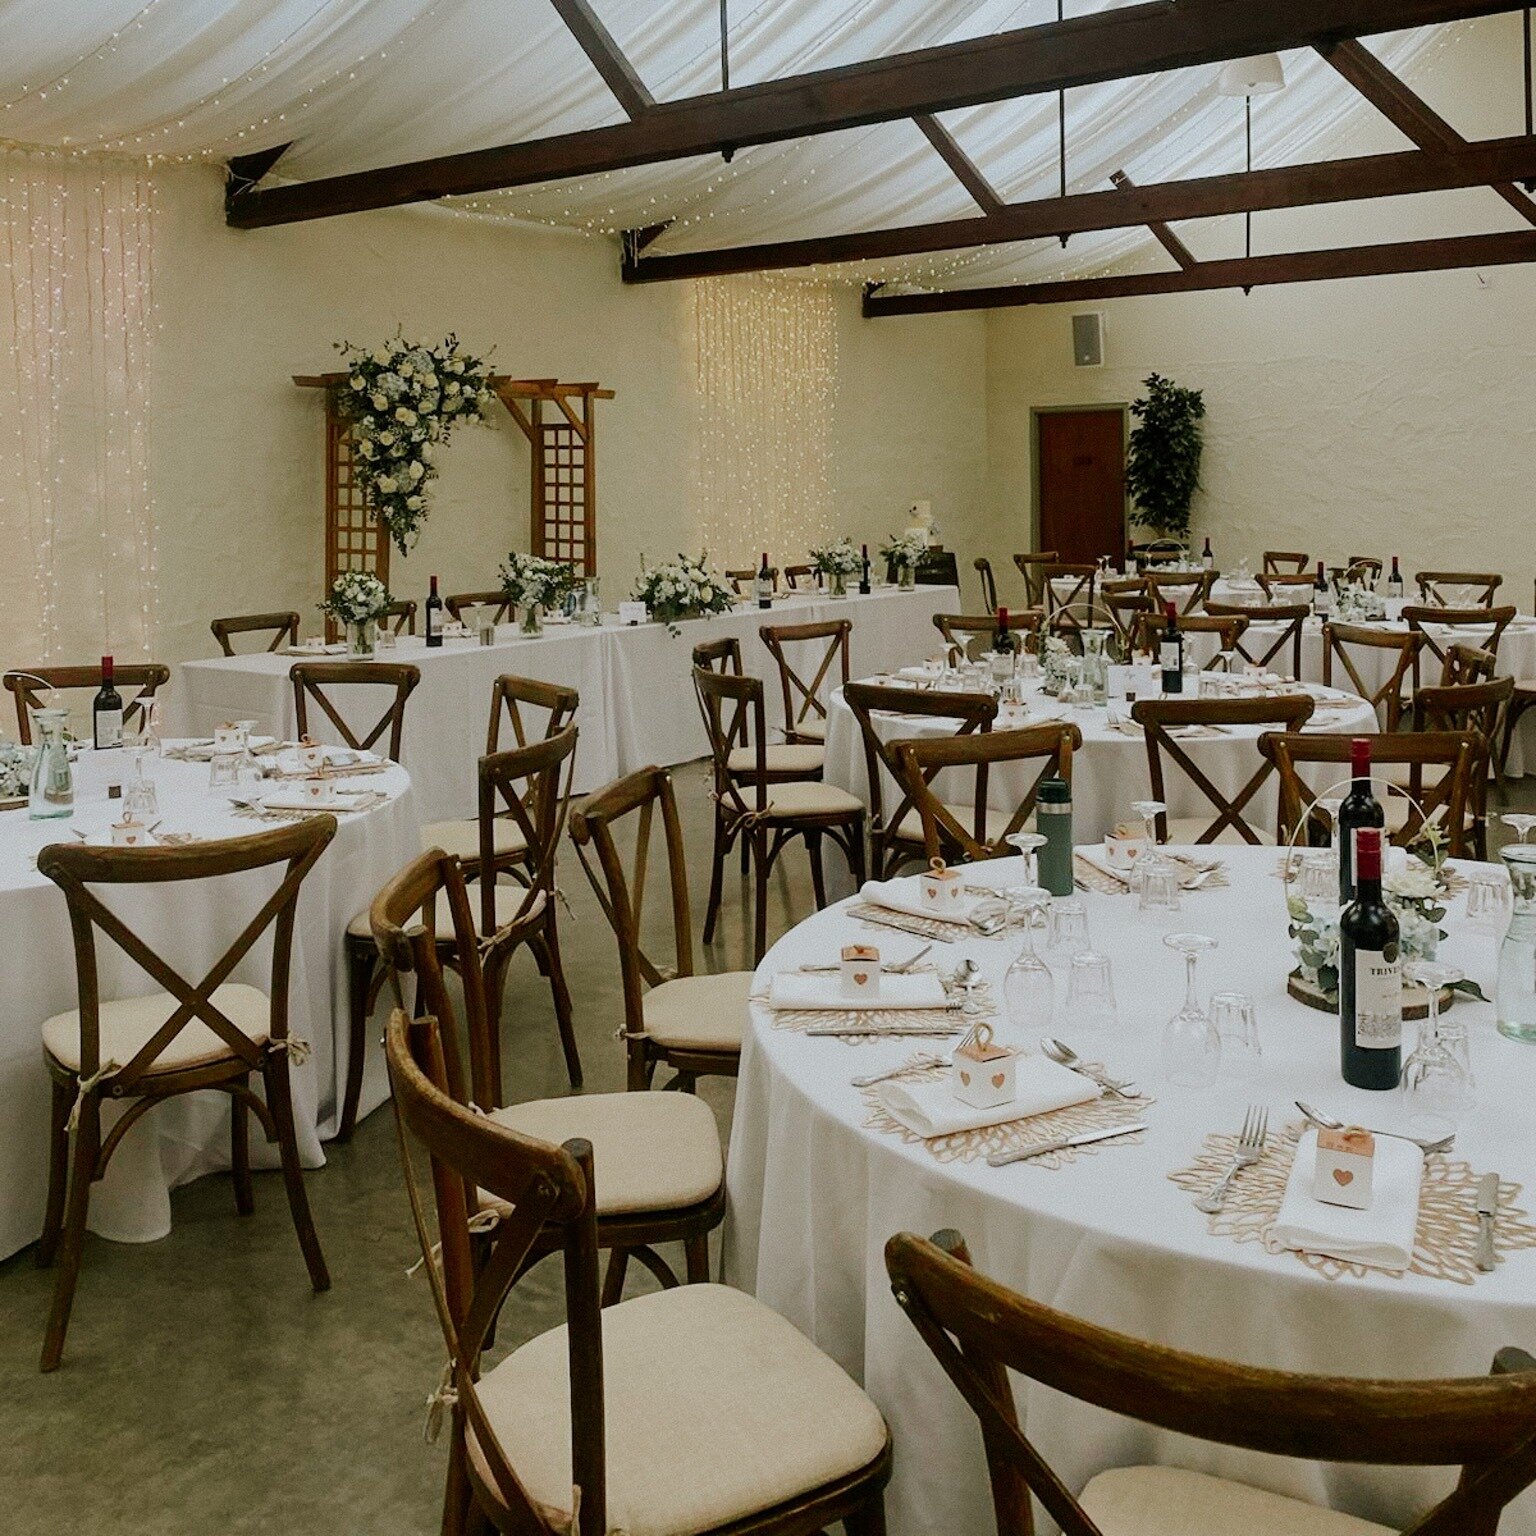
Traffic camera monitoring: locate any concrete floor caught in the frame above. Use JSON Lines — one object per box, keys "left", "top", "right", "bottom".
{"left": 1, "top": 764, "right": 1530, "bottom": 1534}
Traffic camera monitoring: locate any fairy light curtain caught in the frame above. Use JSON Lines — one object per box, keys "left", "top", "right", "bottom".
{"left": 692, "top": 275, "right": 835, "bottom": 567}
{"left": 0, "top": 149, "right": 158, "bottom": 666}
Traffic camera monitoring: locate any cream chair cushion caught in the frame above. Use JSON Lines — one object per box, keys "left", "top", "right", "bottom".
{"left": 892, "top": 802, "right": 1017, "bottom": 846}
{"left": 762, "top": 781, "right": 864, "bottom": 818}
{"left": 418, "top": 817, "right": 528, "bottom": 862}
{"left": 472, "top": 1283, "right": 888, "bottom": 1536}
{"left": 1080, "top": 1466, "right": 1393, "bottom": 1536}
{"left": 1163, "top": 817, "right": 1276, "bottom": 847}
{"left": 727, "top": 744, "right": 824, "bottom": 777}
{"left": 643, "top": 971, "right": 750, "bottom": 1054}
{"left": 42, "top": 983, "right": 271, "bottom": 1074}
{"left": 488, "top": 1091, "right": 722, "bottom": 1215}
{"left": 790, "top": 716, "right": 827, "bottom": 742}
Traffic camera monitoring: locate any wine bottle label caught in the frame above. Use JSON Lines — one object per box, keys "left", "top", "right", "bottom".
{"left": 1353, "top": 951, "right": 1402, "bottom": 1049}
{"left": 1159, "top": 641, "right": 1180, "bottom": 670}
{"left": 95, "top": 708, "right": 123, "bottom": 748}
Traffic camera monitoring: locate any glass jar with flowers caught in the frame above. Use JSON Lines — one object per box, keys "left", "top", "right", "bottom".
{"left": 499, "top": 551, "right": 576, "bottom": 636}
{"left": 880, "top": 530, "right": 929, "bottom": 590}
{"left": 321, "top": 571, "right": 392, "bottom": 658}
{"left": 808, "top": 537, "right": 862, "bottom": 599}
{"left": 630, "top": 554, "right": 737, "bottom": 636}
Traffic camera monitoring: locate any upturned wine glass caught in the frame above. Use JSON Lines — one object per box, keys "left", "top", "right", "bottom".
{"left": 1161, "top": 932, "right": 1220, "bottom": 1088}
{"left": 1129, "top": 799, "right": 1167, "bottom": 891}
{"left": 1401, "top": 960, "right": 1473, "bottom": 1134}
{"left": 1500, "top": 813, "right": 1536, "bottom": 845}
{"left": 1002, "top": 886, "right": 1054, "bottom": 1042}
{"left": 1005, "top": 831, "right": 1047, "bottom": 887}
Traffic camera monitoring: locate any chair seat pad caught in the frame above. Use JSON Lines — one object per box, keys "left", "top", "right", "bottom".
{"left": 1163, "top": 817, "right": 1276, "bottom": 847}
{"left": 763, "top": 781, "right": 864, "bottom": 819}
{"left": 42, "top": 984, "right": 270, "bottom": 1075}
{"left": 487, "top": 1091, "right": 722, "bottom": 1216}
{"left": 1081, "top": 1466, "right": 1393, "bottom": 1536}
{"left": 418, "top": 817, "right": 528, "bottom": 862}
{"left": 891, "top": 803, "right": 1020, "bottom": 846}
{"left": 728, "top": 743, "right": 825, "bottom": 777}
{"left": 473, "top": 1283, "right": 888, "bottom": 1536}
{"left": 643, "top": 972, "right": 751, "bottom": 1054}
{"left": 789, "top": 717, "right": 827, "bottom": 742}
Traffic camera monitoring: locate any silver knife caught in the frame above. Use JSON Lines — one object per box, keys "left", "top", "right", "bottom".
{"left": 1476, "top": 1172, "right": 1500, "bottom": 1272}
{"left": 987, "top": 1121, "right": 1147, "bottom": 1168}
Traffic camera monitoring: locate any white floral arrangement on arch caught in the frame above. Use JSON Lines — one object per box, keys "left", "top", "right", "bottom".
{"left": 880, "top": 529, "right": 928, "bottom": 571}
{"left": 499, "top": 550, "right": 575, "bottom": 613}
{"left": 333, "top": 333, "right": 495, "bottom": 553}
{"left": 321, "top": 570, "right": 392, "bottom": 627}
{"left": 809, "top": 537, "right": 862, "bottom": 578}
{"left": 632, "top": 554, "right": 736, "bottom": 635}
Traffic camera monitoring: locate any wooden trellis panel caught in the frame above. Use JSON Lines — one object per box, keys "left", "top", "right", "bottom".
{"left": 534, "top": 415, "right": 593, "bottom": 572}
{"left": 323, "top": 401, "right": 390, "bottom": 638}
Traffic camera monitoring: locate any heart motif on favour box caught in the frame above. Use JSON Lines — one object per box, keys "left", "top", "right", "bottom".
{"left": 959, "top": 1070, "right": 972, "bottom": 1087}
{"left": 853, "top": 973, "right": 869, "bottom": 986}
{"left": 1333, "top": 1168, "right": 1354, "bottom": 1187}
{"left": 991, "top": 1073, "right": 1006, "bottom": 1089}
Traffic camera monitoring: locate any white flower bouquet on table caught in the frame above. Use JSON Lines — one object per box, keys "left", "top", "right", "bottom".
{"left": 1040, "top": 634, "right": 1074, "bottom": 693}
{"left": 499, "top": 551, "right": 576, "bottom": 634}
{"left": 809, "top": 537, "right": 862, "bottom": 597}
{"left": 0, "top": 739, "right": 34, "bottom": 801}
{"left": 333, "top": 332, "right": 494, "bottom": 554}
{"left": 1335, "top": 582, "right": 1387, "bottom": 622}
{"left": 321, "top": 570, "right": 392, "bottom": 656}
{"left": 632, "top": 554, "right": 737, "bottom": 635}
{"left": 879, "top": 530, "right": 928, "bottom": 571}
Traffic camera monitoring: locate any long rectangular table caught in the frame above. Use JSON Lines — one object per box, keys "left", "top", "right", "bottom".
{"left": 170, "top": 586, "right": 958, "bottom": 822}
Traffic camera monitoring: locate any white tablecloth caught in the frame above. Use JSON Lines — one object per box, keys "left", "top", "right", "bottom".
{"left": 725, "top": 846, "right": 1536, "bottom": 1536}
{"left": 823, "top": 677, "right": 1376, "bottom": 847}
{"left": 0, "top": 746, "right": 416, "bottom": 1259}
{"left": 170, "top": 587, "right": 957, "bottom": 820}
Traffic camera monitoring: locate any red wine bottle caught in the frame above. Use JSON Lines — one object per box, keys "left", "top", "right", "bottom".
{"left": 1336, "top": 736, "right": 1383, "bottom": 904}
{"left": 425, "top": 575, "right": 443, "bottom": 648}
{"left": 1386, "top": 555, "right": 1403, "bottom": 598}
{"left": 1200, "top": 536, "right": 1213, "bottom": 572}
{"left": 756, "top": 552, "right": 773, "bottom": 609}
{"left": 991, "top": 607, "right": 1016, "bottom": 683}
{"left": 858, "top": 543, "right": 871, "bottom": 595}
{"left": 1159, "top": 602, "right": 1183, "bottom": 693}
{"left": 1312, "top": 559, "right": 1333, "bottom": 618}
{"left": 1339, "top": 827, "right": 1402, "bottom": 1090}
{"left": 93, "top": 656, "right": 123, "bottom": 749}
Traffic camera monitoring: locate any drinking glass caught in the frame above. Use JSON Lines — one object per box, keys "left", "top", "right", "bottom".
{"left": 141, "top": 697, "right": 167, "bottom": 757}
{"left": 1002, "top": 886, "right": 1054, "bottom": 1040}
{"left": 1139, "top": 860, "right": 1181, "bottom": 914}
{"left": 1064, "top": 951, "right": 1118, "bottom": 1037}
{"left": 208, "top": 751, "right": 241, "bottom": 790}
{"left": 1005, "top": 831, "right": 1046, "bottom": 887}
{"left": 1161, "top": 932, "right": 1220, "bottom": 1087}
{"left": 1401, "top": 960, "right": 1473, "bottom": 1133}
{"left": 1046, "top": 899, "right": 1090, "bottom": 961}
{"left": 1500, "top": 813, "right": 1536, "bottom": 845}
{"left": 123, "top": 742, "right": 159, "bottom": 822}
{"left": 1297, "top": 849, "right": 1339, "bottom": 906}
{"left": 1210, "top": 991, "right": 1261, "bottom": 1081}
{"left": 1465, "top": 867, "right": 1512, "bottom": 934}
{"left": 1130, "top": 799, "right": 1166, "bottom": 883}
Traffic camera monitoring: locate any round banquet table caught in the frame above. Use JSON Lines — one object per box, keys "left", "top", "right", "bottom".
{"left": 0, "top": 744, "right": 417, "bottom": 1261}
{"left": 724, "top": 845, "right": 1536, "bottom": 1536}
{"left": 822, "top": 676, "right": 1377, "bottom": 848}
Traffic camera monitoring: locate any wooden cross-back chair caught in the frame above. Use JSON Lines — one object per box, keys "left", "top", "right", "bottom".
{"left": 372, "top": 852, "right": 726, "bottom": 1314}
{"left": 569, "top": 765, "right": 751, "bottom": 1093}
{"left": 694, "top": 666, "right": 865, "bottom": 963}
{"left": 933, "top": 611, "right": 1041, "bottom": 666}
{"left": 1130, "top": 612, "right": 1248, "bottom": 666}
{"left": 1100, "top": 579, "right": 1151, "bottom": 652}
{"left": 1145, "top": 569, "right": 1211, "bottom": 615}
{"left": 1441, "top": 642, "right": 1498, "bottom": 687}
{"left": 1261, "top": 730, "right": 1480, "bottom": 859}
{"left": 782, "top": 562, "right": 817, "bottom": 591}
{"left": 844, "top": 682, "right": 997, "bottom": 878}
{"left": 1345, "top": 556, "right": 1383, "bottom": 586}
{"left": 974, "top": 556, "right": 999, "bottom": 613}
{"left": 1416, "top": 570, "right": 1503, "bottom": 608}
{"left": 1131, "top": 538, "right": 1188, "bottom": 570}
{"left": 691, "top": 635, "right": 824, "bottom": 788}
{"left": 893, "top": 723, "right": 1082, "bottom": 866}
{"left": 445, "top": 589, "right": 513, "bottom": 624}
{"left": 886, "top": 1227, "right": 1536, "bottom": 1536}
{"left": 1322, "top": 621, "right": 1424, "bottom": 731}
{"left": 692, "top": 634, "right": 741, "bottom": 674}
{"left": 289, "top": 660, "right": 419, "bottom": 762}
{"left": 1256, "top": 572, "right": 1316, "bottom": 604}
{"left": 1404, "top": 605, "right": 1516, "bottom": 678}
{"left": 1262, "top": 549, "right": 1309, "bottom": 575}
{"left": 1042, "top": 563, "right": 1097, "bottom": 634}
{"left": 1414, "top": 677, "right": 1514, "bottom": 859}
{"left": 760, "top": 618, "right": 851, "bottom": 746}
{"left": 1130, "top": 694, "right": 1315, "bottom": 844}
{"left": 380, "top": 597, "right": 418, "bottom": 635}
{"left": 4, "top": 664, "right": 171, "bottom": 746}
{"left": 726, "top": 565, "right": 777, "bottom": 596}
{"left": 1203, "top": 601, "right": 1309, "bottom": 679}
{"left": 385, "top": 1010, "right": 890, "bottom": 1536}
{"left": 209, "top": 610, "right": 301, "bottom": 656}
{"left": 34, "top": 817, "right": 336, "bottom": 1371}
{"left": 1011, "top": 551, "right": 1059, "bottom": 609}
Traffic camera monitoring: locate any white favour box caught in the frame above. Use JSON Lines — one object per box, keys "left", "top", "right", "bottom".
{"left": 300, "top": 777, "right": 335, "bottom": 805}
{"left": 950, "top": 1023, "right": 1016, "bottom": 1110}
{"left": 840, "top": 944, "right": 881, "bottom": 999}
{"left": 920, "top": 858, "right": 966, "bottom": 915}
{"left": 1313, "top": 1126, "right": 1375, "bottom": 1210}
{"left": 110, "top": 817, "right": 152, "bottom": 847}
{"left": 298, "top": 739, "right": 326, "bottom": 772}
{"left": 1105, "top": 824, "right": 1146, "bottom": 874}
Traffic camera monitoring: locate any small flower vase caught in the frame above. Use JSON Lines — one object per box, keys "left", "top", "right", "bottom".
{"left": 898, "top": 564, "right": 916, "bottom": 591}
{"left": 829, "top": 570, "right": 848, "bottom": 599}
{"left": 346, "top": 619, "right": 377, "bottom": 658}
{"left": 520, "top": 604, "right": 543, "bottom": 636}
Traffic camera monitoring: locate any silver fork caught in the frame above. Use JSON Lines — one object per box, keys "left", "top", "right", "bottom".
{"left": 1195, "top": 1105, "right": 1268, "bottom": 1214}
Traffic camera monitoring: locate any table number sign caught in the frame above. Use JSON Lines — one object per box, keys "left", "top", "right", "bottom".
{"left": 618, "top": 601, "right": 649, "bottom": 627}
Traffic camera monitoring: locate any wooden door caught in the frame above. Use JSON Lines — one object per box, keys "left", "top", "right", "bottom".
{"left": 1035, "top": 408, "right": 1127, "bottom": 564}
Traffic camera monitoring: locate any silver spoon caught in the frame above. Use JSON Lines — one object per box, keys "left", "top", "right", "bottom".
{"left": 1294, "top": 1101, "right": 1454, "bottom": 1156}
{"left": 1041, "top": 1037, "right": 1139, "bottom": 1099}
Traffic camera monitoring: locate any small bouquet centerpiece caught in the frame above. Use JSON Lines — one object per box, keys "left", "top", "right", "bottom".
{"left": 499, "top": 551, "right": 576, "bottom": 635}
{"left": 0, "top": 739, "right": 35, "bottom": 806}
{"left": 632, "top": 554, "right": 737, "bottom": 635}
{"left": 880, "top": 529, "right": 929, "bottom": 589}
{"left": 808, "top": 537, "right": 862, "bottom": 598}
{"left": 1040, "top": 634, "right": 1074, "bottom": 694}
{"left": 321, "top": 570, "right": 392, "bottom": 657}
{"left": 1335, "top": 581, "right": 1387, "bottom": 622}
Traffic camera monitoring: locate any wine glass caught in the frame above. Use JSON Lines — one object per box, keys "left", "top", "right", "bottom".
{"left": 1005, "top": 831, "right": 1046, "bottom": 887}
{"left": 1161, "top": 932, "right": 1220, "bottom": 1087}
{"left": 141, "top": 697, "right": 167, "bottom": 757}
{"left": 1500, "top": 813, "right": 1536, "bottom": 845}
{"left": 1400, "top": 960, "right": 1473, "bottom": 1134}
{"left": 1002, "top": 886, "right": 1054, "bottom": 1042}
{"left": 1129, "top": 799, "right": 1166, "bottom": 892}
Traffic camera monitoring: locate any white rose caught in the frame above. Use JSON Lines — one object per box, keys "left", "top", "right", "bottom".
{"left": 378, "top": 475, "right": 397, "bottom": 493}
{"left": 421, "top": 373, "right": 437, "bottom": 390}
{"left": 406, "top": 495, "right": 423, "bottom": 510}
{"left": 398, "top": 362, "right": 412, "bottom": 378}
{"left": 349, "top": 374, "right": 365, "bottom": 389}
{"left": 371, "top": 392, "right": 388, "bottom": 410}
{"left": 396, "top": 407, "right": 417, "bottom": 425}
{"left": 408, "top": 460, "right": 424, "bottom": 480}
{"left": 420, "top": 443, "right": 435, "bottom": 462}
{"left": 371, "top": 347, "right": 390, "bottom": 365}
{"left": 450, "top": 359, "right": 464, "bottom": 374}
{"left": 378, "top": 429, "right": 395, "bottom": 445}
{"left": 445, "top": 381, "right": 460, "bottom": 395}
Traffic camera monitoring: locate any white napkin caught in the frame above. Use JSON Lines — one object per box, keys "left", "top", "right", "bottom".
{"left": 1272, "top": 1129, "right": 1423, "bottom": 1272}
{"left": 859, "top": 875, "right": 981, "bottom": 924}
{"left": 765, "top": 972, "right": 951, "bottom": 1012}
{"left": 895, "top": 666, "right": 933, "bottom": 683}
{"left": 257, "top": 787, "right": 370, "bottom": 812}
{"left": 1075, "top": 845, "right": 1132, "bottom": 885}
{"left": 876, "top": 1056, "right": 1099, "bottom": 1138}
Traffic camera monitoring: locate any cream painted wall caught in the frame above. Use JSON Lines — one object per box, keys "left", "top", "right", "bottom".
{"left": 150, "top": 165, "right": 989, "bottom": 662}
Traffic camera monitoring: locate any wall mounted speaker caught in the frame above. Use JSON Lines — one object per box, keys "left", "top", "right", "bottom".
{"left": 1071, "top": 311, "right": 1105, "bottom": 368}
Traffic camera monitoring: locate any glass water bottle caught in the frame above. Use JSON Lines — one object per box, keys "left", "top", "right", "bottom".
{"left": 1496, "top": 845, "right": 1536, "bottom": 1043}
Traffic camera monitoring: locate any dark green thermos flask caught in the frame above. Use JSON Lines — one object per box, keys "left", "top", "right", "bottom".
{"left": 1037, "top": 775, "right": 1074, "bottom": 896}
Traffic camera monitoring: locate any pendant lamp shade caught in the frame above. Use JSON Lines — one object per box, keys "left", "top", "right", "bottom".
{"left": 1217, "top": 53, "right": 1287, "bottom": 96}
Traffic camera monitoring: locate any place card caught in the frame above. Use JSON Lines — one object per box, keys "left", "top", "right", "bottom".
{"left": 618, "top": 601, "right": 648, "bottom": 626}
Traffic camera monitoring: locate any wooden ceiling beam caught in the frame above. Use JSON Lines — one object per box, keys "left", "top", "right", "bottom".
{"left": 550, "top": 0, "right": 654, "bottom": 120}
{"left": 1319, "top": 37, "right": 1536, "bottom": 225}
{"left": 861, "top": 228, "right": 1536, "bottom": 314}
{"left": 622, "top": 135, "right": 1536, "bottom": 280}
{"left": 914, "top": 114, "right": 1004, "bottom": 214}
{"left": 226, "top": 0, "right": 1523, "bottom": 227}
{"left": 1109, "top": 168, "right": 1196, "bottom": 268}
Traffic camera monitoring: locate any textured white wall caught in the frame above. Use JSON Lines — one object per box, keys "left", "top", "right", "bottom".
{"left": 151, "top": 164, "right": 989, "bottom": 661}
